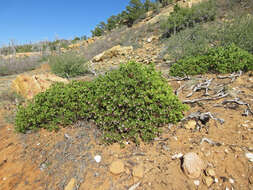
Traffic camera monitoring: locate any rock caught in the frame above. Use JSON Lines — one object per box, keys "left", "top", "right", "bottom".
{"left": 12, "top": 73, "right": 68, "bottom": 99}
{"left": 109, "top": 160, "right": 125, "bottom": 175}
{"left": 147, "top": 37, "right": 153, "bottom": 43}
{"left": 193, "top": 180, "right": 200, "bottom": 186}
{"left": 64, "top": 178, "right": 76, "bottom": 190}
{"left": 206, "top": 167, "right": 216, "bottom": 177}
{"left": 185, "top": 120, "right": 197, "bottom": 130}
{"left": 245, "top": 152, "right": 253, "bottom": 162}
{"left": 93, "top": 45, "right": 133, "bottom": 62}
{"left": 182, "top": 152, "right": 205, "bottom": 179}
{"left": 94, "top": 155, "right": 102, "bottom": 163}
{"left": 249, "top": 173, "right": 253, "bottom": 184}
{"left": 129, "top": 182, "right": 141, "bottom": 190}
{"left": 203, "top": 176, "right": 213, "bottom": 187}
{"left": 87, "top": 37, "right": 96, "bottom": 45}
{"left": 229, "top": 178, "right": 234, "bottom": 184}
{"left": 132, "top": 165, "right": 144, "bottom": 178}
{"left": 172, "top": 153, "right": 183, "bottom": 160}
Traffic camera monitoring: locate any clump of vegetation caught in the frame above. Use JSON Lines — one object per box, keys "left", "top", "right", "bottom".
{"left": 161, "top": 0, "right": 216, "bottom": 37}
{"left": 15, "top": 62, "right": 188, "bottom": 144}
{"left": 15, "top": 81, "right": 92, "bottom": 132}
{"left": 88, "top": 62, "right": 188, "bottom": 143}
{"left": 49, "top": 52, "right": 89, "bottom": 78}
{"left": 169, "top": 44, "right": 253, "bottom": 77}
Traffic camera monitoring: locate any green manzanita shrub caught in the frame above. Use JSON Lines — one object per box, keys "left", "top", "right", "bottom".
{"left": 15, "top": 62, "right": 188, "bottom": 144}
{"left": 89, "top": 62, "right": 188, "bottom": 143}
{"left": 170, "top": 44, "right": 253, "bottom": 77}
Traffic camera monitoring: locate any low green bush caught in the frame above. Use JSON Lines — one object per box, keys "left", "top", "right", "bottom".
{"left": 15, "top": 62, "right": 188, "bottom": 144}
{"left": 161, "top": 0, "right": 216, "bottom": 37}
{"left": 170, "top": 44, "right": 253, "bottom": 77}
{"left": 49, "top": 52, "right": 89, "bottom": 78}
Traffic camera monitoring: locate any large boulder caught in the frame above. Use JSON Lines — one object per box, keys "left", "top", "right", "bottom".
{"left": 12, "top": 73, "right": 68, "bottom": 99}
{"left": 93, "top": 45, "right": 133, "bottom": 62}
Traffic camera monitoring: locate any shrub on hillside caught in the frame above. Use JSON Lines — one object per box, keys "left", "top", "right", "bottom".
{"left": 161, "top": 0, "right": 216, "bottom": 37}
{"left": 49, "top": 52, "right": 89, "bottom": 78}
{"left": 169, "top": 44, "right": 253, "bottom": 77}
{"left": 15, "top": 62, "right": 188, "bottom": 144}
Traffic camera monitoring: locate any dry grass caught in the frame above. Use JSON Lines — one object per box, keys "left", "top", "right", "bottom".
{"left": 81, "top": 23, "right": 158, "bottom": 60}
{"left": 0, "top": 55, "right": 43, "bottom": 76}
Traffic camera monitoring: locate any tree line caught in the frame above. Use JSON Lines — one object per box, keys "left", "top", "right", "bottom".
{"left": 91, "top": 0, "right": 173, "bottom": 37}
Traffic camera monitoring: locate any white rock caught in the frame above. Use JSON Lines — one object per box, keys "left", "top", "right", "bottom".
{"left": 194, "top": 180, "right": 200, "bottom": 186}
{"left": 147, "top": 37, "right": 152, "bottom": 43}
{"left": 94, "top": 155, "right": 102, "bottom": 163}
{"left": 245, "top": 152, "right": 253, "bottom": 162}
{"left": 172, "top": 153, "right": 183, "bottom": 160}
{"left": 214, "top": 178, "right": 219, "bottom": 183}
{"left": 128, "top": 182, "right": 141, "bottom": 190}
{"left": 229, "top": 178, "right": 234, "bottom": 184}
{"left": 182, "top": 152, "right": 205, "bottom": 179}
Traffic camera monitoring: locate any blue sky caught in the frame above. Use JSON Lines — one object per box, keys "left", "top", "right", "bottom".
{"left": 0, "top": 0, "right": 130, "bottom": 46}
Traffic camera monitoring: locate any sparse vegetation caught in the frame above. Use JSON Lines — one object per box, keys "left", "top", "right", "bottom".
{"left": 217, "top": 14, "right": 253, "bottom": 54}
{"left": 162, "top": 13, "right": 253, "bottom": 61}
{"left": 169, "top": 44, "right": 253, "bottom": 77}
{"left": 161, "top": 0, "right": 216, "bottom": 38}
{"left": 15, "top": 62, "right": 188, "bottom": 144}
{"left": 91, "top": 0, "right": 167, "bottom": 37}
{"left": 0, "top": 56, "right": 42, "bottom": 76}
{"left": 48, "top": 52, "right": 90, "bottom": 78}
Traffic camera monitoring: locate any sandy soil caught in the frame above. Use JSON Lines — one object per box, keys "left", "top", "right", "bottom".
{"left": 0, "top": 68, "right": 252, "bottom": 190}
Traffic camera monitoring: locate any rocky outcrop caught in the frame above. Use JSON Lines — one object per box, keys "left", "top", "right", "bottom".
{"left": 12, "top": 73, "right": 68, "bottom": 99}
{"left": 92, "top": 45, "right": 133, "bottom": 62}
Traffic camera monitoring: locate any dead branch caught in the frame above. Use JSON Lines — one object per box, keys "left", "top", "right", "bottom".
{"left": 186, "top": 78, "right": 213, "bottom": 97}
{"left": 182, "top": 111, "right": 224, "bottom": 125}
{"left": 222, "top": 98, "right": 253, "bottom": 116}
{"left": 183, "top": 93, "right": 228, "bottom": 104}
{"left": 175, "top": 84, "right": 186, "bottom": 95}
{"left": 217, "top": 70, "right": 242, "bottom": 82}
{"left": 200, "top": 137, "right": 222, "bottom": 146}
{"left": 169, "top": 76, "right": 191, "bottom": 81}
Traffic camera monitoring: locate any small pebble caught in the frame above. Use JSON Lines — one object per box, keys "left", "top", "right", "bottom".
{"left": 229, "top": 178, "right": 234, "bottom": 184}
{"left": 214, "top": 178, "right": 219, "bottom": 183}
{"left": 172, "top": 153, "right": 183, "bottom": 160}
{"left": 94, "top": 155, "right": 102, "bottom": 163}
{"left": 245, "top": 152, "right": 253, "bottom": 162}
{"left": 194, "top": 180, "right": 200, "bottom": 186}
